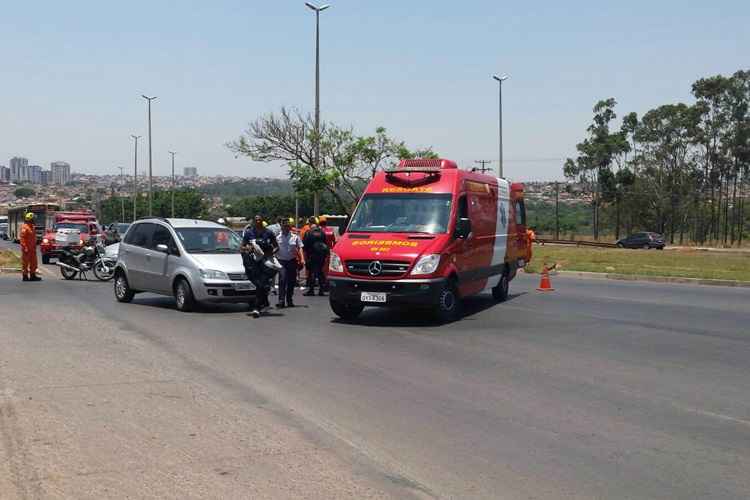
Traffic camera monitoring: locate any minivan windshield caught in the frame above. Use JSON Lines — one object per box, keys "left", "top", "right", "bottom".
{"left": 174, "top": 227, "right": 242, "bottom": 254}
{"left": 349, "top": 194, "right": 452, "bottom": 234}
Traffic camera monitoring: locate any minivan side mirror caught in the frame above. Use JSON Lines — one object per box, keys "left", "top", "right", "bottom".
{"left": 455, "top": 218, "right": 472, "bottom": 239}
{"left": 156, "top": 243, "right": 169, "bottom": 254}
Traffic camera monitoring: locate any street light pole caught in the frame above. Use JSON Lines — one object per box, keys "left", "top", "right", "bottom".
{"left": 141, "top": 95, "right": 157, "bottom": 216}
{"left": 492, "top": 74, "right": 509, "bottom": 178}
{"left": 169, "top": 151, "right": 176, "bottom": 218}
{"left": 305, "top": 2, "right": 330, "bottom": 216}
{"left": 131, "top": 135, "right": 141, "bottom": 221}
{"left": 118, "top": 166, "right": 125, "bottom": 222}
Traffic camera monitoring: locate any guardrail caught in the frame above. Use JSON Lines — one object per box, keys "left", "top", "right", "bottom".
{"left": 536, "top": 238, "right": 619, "bottom": 249}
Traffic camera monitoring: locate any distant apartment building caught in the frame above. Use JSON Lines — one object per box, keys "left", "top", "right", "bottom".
{"left": 10, "top": 157, "right": 29, "bottom": 182}
{"left": 40, "top": 170, "right": 51, "bottom": 185}
{"left": 183, "top": 167, "right": 198, "bottom": 177}
{"left": 0, "top": 166, "right": 9, "bottom": 183}
{"left": 29, "top": 165, "right": 43, "bottom": 184}
{"left": 50, "top": 161, "right": 71, "bottom": 185}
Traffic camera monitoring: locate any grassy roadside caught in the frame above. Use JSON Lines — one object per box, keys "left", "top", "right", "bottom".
{"left": 0, "top": 250, "right": 21, "bottom": 270}
{"left": 525, "top": 245, "right": 750, "bottom": 282}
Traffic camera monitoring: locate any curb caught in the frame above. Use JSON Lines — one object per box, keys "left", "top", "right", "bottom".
{"left": 0, "top": 267, "right": 22, "bottom": 274}
{"left": 523, "top": 269, "right": 750, "bottom": 288}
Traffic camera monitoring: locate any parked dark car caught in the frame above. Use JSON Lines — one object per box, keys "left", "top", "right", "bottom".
{"left": 616, "top": 232, "right": 665, "bottom": 249}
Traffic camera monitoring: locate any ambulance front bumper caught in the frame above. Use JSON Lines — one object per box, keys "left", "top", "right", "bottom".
{"left": 327, "top": 276, "right": 446, "bottom": 307}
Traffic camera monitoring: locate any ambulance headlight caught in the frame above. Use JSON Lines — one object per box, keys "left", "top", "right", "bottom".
{"left": 329, "top": 252, "right": 344, "bottom": 273}
{"left": 411, "top": 254, "right": 441, "bottom": 275}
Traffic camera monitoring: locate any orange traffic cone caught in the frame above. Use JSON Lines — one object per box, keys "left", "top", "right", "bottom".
{"left": 537, "top": 265, "right": 555, "bottom": 292}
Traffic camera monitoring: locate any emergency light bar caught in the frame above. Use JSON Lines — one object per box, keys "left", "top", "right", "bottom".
{"left": 385, "top": 158, "right": 457, "bottom": 174}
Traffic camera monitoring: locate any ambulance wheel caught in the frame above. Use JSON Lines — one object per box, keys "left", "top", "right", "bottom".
{"left": 42, "top": 254, "right": 50, "bottom": 265}
{"left": 330, "top": 299, "right": 364, "bottom": 321}
{"left": 174, "top": 278, "right": 197, "bottom": 312}
{"left": 492, "top": 273, "right": 509, "bottom": 302}
{"left": 435, "top": 281, "right": 461, "bottom": 323}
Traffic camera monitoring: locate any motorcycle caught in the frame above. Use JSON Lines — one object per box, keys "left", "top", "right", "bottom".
{"left": 57, "top": 239, "right": 117, "bottom": 281}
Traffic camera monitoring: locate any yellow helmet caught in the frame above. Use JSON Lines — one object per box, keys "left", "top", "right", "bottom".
{"left": 262, "top": 221, "right": 268, "bottom": 228}
{"left": 286, "top": 217, "right": 295, "bottom": 225}
{"left": 24, "top": 212, "right": 35, "bottom": 222}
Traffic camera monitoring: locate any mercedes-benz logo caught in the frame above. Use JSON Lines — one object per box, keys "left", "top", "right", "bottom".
{"left": 368, "top": 260, "right": 383, "bottom": 276}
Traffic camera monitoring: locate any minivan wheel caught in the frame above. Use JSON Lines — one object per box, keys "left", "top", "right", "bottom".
{"left": 434, "top": 281, "right": 461, "bottom": 323}
{"left": 330, "top": 298, "right": 365, "bottom": 321}
{"left": 492, "top": 273, "right": 509, "bottom": 302}
{"left": 174, "top": 278, "right": 197, "bottom": 312}
{"left": 114, "top": 272, "right": 135, "bottom": 303}
{"left": 616, "top": 243, "right": 624, "bottom": 249}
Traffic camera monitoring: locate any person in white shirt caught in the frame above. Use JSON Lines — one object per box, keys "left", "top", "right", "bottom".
{"left": 276, "top": 217, "right": 303, "bottom": 308}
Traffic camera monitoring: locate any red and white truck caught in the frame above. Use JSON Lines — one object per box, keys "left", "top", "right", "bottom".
{"left": 40, "top": 210, "right": 101, "bottom": 264}
{"left": 327, "top": 158, "right": 530, "bottom": 322}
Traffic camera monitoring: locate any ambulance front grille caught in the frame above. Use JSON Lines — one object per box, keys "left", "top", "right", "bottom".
{"left": 346, "top": 260, "right": 410, "bottom": 277}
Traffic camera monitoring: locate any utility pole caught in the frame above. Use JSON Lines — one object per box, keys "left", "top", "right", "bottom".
{"left": 131, "top": 135, "right": 141, "bottom": 221}
{"left": 169, "top": 151, "right": 176, "bottom": 218}
{"left": 305, "top": 2, "right": 331, "bottom": 216}
{"left": 492, "top": 74, "right": 509, "bottom": 178}
{"left": 473, "top": 160, "right": 493, "bottom": 174}
{"left": 118, "top": 166, "right": 125, "bottom": 222}
{"left": 555, "top": 181, "right": 560, "bottom": 240}
{"left": 142, "top": 95, "right": 157, "bottom": 216}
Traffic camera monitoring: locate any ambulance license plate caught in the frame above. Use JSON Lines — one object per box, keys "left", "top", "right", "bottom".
{"left": 360, "top": 292, "right": 386, "bottom": 303}
{"left": 234, "top": 282, "right": 254, "bottom": 291}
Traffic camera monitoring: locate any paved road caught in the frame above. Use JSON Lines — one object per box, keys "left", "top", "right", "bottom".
{"left": 1, "top": 263, "right": 749, "bottom": 499}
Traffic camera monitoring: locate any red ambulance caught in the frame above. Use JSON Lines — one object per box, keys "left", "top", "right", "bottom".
{"left": 327, "top": 158, "right": 529, "bottom": 322}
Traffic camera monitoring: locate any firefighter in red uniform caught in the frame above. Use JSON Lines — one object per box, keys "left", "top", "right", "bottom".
{"left": 20, "top": 213, "right": 42, "bottom": 282}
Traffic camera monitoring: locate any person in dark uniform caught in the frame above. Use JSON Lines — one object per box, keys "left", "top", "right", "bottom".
{"left": 302, "top": 219, "right": 329, "bottom": 296}
{"left": 241, "top": 215, "right": 278, "bottom": 316}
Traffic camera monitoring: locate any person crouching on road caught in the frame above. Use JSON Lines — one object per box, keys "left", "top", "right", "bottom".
{"left": 242, "top": 215, "right": 279, "bottom": 315}
{"left": 21, "top": 212, "right": 42, "bottom": 282}
{"left": 276, "top": 217, "right": 303, "bottom": 308}
{"left": 303, "top": 218, "right": 329, "bottom": 296}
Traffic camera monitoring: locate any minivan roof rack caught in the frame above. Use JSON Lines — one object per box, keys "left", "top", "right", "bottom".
{"left": 135, "top": 216, "right": 172, "bottom": 226}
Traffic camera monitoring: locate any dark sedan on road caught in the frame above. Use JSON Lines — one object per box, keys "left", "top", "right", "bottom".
{"left": 616, "top": 232, "right": 665, "bottom": 249}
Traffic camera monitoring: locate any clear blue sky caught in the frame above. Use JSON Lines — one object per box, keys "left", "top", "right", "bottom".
{"left": 1, "top": 0, "right": 747, "bottom": 181}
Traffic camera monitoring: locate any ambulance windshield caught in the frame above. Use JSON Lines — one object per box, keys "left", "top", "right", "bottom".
{"left": 349, "top": 194, "right": 452, "bottom": 234}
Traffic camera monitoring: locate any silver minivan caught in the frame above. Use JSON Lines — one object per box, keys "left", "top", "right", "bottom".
{"left": 113, "top": 218, "right": 254, "bottom": 311}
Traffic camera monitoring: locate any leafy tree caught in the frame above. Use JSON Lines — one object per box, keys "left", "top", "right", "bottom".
{"left": 563, "top": 98, "right": 631, "bottom": 239}
{"left": 227, "top": 108, "right": 437, "bottom": 212}
{"left": 99, "top": 189, "right": 207, "bottom": 224}
{"left": 13, "top": 186, "right": 35, "bottom": 198}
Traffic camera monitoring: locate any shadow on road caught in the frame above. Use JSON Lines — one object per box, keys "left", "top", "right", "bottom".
{"left": 334, "top": 292, "right": 526, "bottom": 328}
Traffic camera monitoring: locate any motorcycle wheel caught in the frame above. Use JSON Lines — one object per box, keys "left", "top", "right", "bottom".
{"left": 60, "top": 266, "right": 78, "bottom": 280}
{"left": 93, "top": 260, "right": 115, "bottom": 281}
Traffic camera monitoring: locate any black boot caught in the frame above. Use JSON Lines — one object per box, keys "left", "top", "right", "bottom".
{"left": 30, "top": 274, "right": 43, "bottom": 282}
{"left": 22, "top": 275, "right": 29, "bottom": 282}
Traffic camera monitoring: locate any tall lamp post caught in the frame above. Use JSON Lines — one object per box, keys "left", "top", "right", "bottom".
{"left": 141, "top": 95, "right": 157, "bottom": 215}
{"left": 305, "top": 2, "right": 330, "bottom": 216}
{"left": 131, "top": 135, "right": 141, "bottom": 220}
{"left": 118, "top": 166, "right": 125, "bottom": 222}
{"left": 169, "top": 151, "right": 177, "bottom": 218}
{"left": 492, "top": 74, "right": 509, "bottom": 178}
